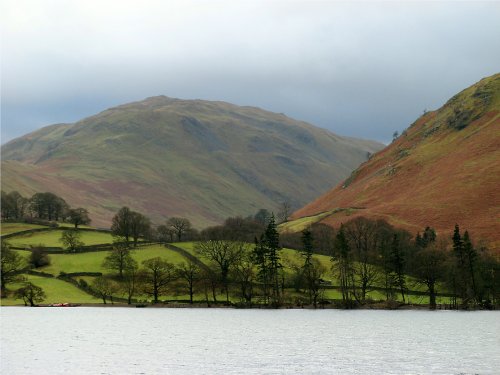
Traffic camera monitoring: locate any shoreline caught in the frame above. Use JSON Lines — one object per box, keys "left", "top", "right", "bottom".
{"left": 3, "top": 301, "right": 493, "bottom": 311}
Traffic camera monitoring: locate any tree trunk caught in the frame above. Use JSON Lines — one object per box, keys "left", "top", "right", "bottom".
{"left": 429, "top": 283, "right": 436, "bottom": 309}
{"left": 211, "top": 281, "right": 217, "bottom": 302}
{"left": 204, "top": 284, "right": 210, "bottom": 307}
{"left": 153, "top": 287, "right": 159, "bottom": 303}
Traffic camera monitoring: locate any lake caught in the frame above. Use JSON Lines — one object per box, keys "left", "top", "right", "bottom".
{"left": 1, "top": 307, "right": 499, "bottom": 374}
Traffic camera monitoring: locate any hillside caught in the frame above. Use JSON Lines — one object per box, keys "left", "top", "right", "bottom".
{"left": 1, "top": 97, "right": 382, "bottom": 227}
{"left": 291, "top": 74, "right": 500, "bottom": 250}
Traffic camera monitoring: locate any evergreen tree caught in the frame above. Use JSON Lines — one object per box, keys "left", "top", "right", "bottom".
{"left": 463, "top": 230, "right": 478, "bottom": 302}
{"left": 415, "top": 232, "right": 424, "bottom": 248}
{"left": 301, "top": 229, "right": 313, "bottom": 268}
{"left": 332, "top": 224, "right": 352, "bottom": 305}
{"left": 452, "top": 224, "right": 469, "bottom": 305}
{"left": 422, "top": 226, "right": 436, "bottom": 246}
{"left": 301, "top": 229, "right": 314, "bottom": 304}
{"left": 252, "top": 235, "right": 270, "bottom": 304}
{"left": 264, "top": 214, "right": 282, "bottom": 305}
{"left": 416, "top": 227, "right": 436, "bottom": 248}
{"left": 390, "top": 234, "right": 406, "bottom": 302}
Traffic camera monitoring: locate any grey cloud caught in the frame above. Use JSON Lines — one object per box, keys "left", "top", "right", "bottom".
{"left": 1, "top": 1, "right": 499, "bottom": 144}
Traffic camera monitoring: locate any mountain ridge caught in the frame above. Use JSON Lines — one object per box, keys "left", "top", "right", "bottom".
{"left": 1, "top": 97, "right": 383, "bottom": 227}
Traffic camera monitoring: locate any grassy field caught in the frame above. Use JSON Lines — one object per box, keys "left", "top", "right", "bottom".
{"left": 0, "top": 222, "right": 48, "bottom": 235}
{"left": 40, "top": 251, "right": 109, "bottom": 275}
{"left": 36, "top": 244, "right": 190, "bottom": 276}
{"left": 2, "top": 274, "right": 101, "bottom": 305}
{"left": 279, "top": 211, "right": 336, "bottom": 233}
{"left": 7, "top": 229, "right": 115, "bottom": 248}
{"left": 132, "top": 245, "right": 188, "bottom": 265}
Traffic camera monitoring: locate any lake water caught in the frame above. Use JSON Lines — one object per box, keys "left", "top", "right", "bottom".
{"left": 1, "top": 307, "right": 499, "bottom": 374}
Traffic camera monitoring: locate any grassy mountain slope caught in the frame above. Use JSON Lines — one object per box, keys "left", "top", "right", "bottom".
{"left": 1, "top": 97, "right": 382, "bottom": 227}
{"left": 291, "top": 74, "right": 500, "bottom": 250}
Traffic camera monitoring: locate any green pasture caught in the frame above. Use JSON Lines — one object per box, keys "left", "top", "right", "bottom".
{"left": 0, "top": 222, "right": 47, "bottom": 235}
{"left": 2, "top": 274, "right": 101, "bottom": 305}
{"left": 279, "top": 208, "right": 364, "bottom": 233}
{"left": 37, "top": 244, "right": 190, "bottom": 276}
{"left": 11, "top": 249, "right": 32, "bottom": 262}
{"left": 40, "top": 251, "right": 109, "bottom": 275}
{"left": 132, "top": 244, "right": 188, "bottom": 265}
{"left": 172, "top": 242, "right": 196, "bottom": 254}
{"left": 8, "top": 229, "right": 115, "bottom": 248}
{"left": 281, "top": 248, "right": 332, "bottom": 268}
{"left": 279, "top": 211, "right": 334, "bottom": 232}
{"left": 57, "top": 223, "right": 93, "bottom": 229}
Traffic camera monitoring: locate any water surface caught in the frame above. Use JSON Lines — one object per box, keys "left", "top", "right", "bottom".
{"left": 1, "top": 307, "right": 499, "bottom": 374}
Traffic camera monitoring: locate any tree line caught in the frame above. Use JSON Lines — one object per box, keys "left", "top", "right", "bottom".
{"left": 108, "top": 211, "right": 490, "bottom": 309}
{"left": 85, "top": 215, "right": 281, "bottom": 306}
{"left": 282, "top": 218, "right": 499, "bottom": 309}
{"left": 2, "top": 193, "right": 498, "bottom": 308}
{"left": 1, "top": 190, "right": 91, "bottom": 228}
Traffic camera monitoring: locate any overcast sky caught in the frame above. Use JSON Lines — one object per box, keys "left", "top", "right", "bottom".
{"left": 1, "top": 1, "right": 499, "bottom": 144}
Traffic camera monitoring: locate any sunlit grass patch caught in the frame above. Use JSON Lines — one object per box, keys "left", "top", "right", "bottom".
{"left": 8, "top": 229, "right": 115, "bottom": 248}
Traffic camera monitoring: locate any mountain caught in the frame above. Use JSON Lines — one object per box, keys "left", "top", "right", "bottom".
{"left": 290, "top": 73, "right": 500, "bottom": 250}
{"left": 1, "top": 97, "right": 382, "bottom": 227}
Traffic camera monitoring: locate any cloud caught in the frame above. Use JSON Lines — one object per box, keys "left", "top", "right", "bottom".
{"left": 1, "top": 0, "right": 499, "bottom": 144}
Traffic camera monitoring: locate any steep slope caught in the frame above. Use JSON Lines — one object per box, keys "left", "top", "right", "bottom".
{"left": 291, "top": 74, "right": 500, "bottom": 250}
{"left": 1, "top": 97, "right": 382, "bottom": 227}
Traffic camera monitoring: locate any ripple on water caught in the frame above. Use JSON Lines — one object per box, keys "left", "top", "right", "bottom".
{"left": 1, "top": 308, "right": 499, "bottom": 374}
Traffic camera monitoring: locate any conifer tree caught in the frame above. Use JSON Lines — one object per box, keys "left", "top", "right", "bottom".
{"left": 452, "top": 224, "right": 469, "bottom": 304}
{"left": 463, "top": 230, "right": 478, "bottom": 302}
{"left": 332, "top": 224, "right": 352, "bottom": 305}
{"left": 301, "top": 229, "right": 314, "bottom": 304}
{"left": 390, "top": 233, "right": 406, "bottom": 302}
{"left": 253, "top": 235, "right": 270, "bottom": 304}
{"left": 422, "top": 226, "right": 436, "bottom": 246}
{"left": 415, "top": 232, "right": 424, "bottom": 248}
{"left": 264, "top": 214, "right": 282, "bottom": 305}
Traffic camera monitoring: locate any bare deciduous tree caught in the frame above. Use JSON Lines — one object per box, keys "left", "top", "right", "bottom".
{"left": 140, "top": 257, "right": 176, "bottom": 303}
{"left": 175, "top": 261, "right": 202, "bottom": 304}
{"left": 195, "top": 240, "right": 246, "bottom": 302}
{"left": 103, "top": 242, "right": 137, "bottom": 278}
{"left": 67, "top": 208, "right": 91, "bottom": 229}
{"left": 167, "top": 217, "right": 192, "bottom": 242}
{"left": 15, "top": 282, "right": 46, "bottom": 306}
{"left": 91, "top": 276, "right": 118, "bottom": 304}
{"left": 277, "top": 201, "right": 292, "bottom": 223}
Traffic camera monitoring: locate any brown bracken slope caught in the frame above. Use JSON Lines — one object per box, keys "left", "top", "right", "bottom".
{"left": 292, "top": 73, "right": 500, "bottom": 251}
